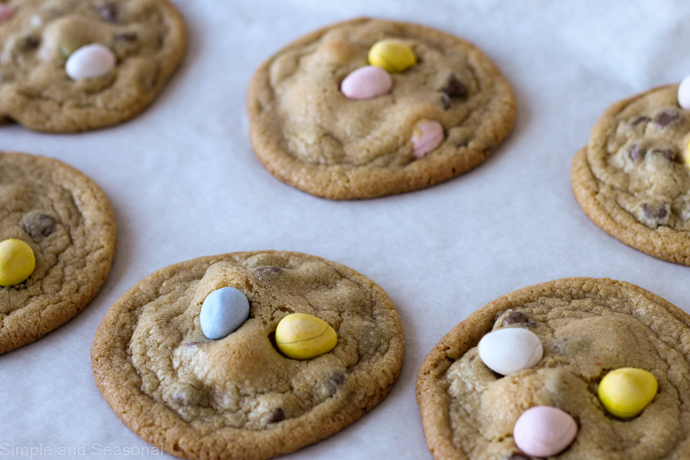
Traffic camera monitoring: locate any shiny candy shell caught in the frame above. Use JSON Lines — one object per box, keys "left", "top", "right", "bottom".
{"left": 0, "top": 4, "right": 13, "bottom": 23}
{"left": 477, "top": 327, "right": 543, "bottom": 375}
{"left": 200, "top": 287, "right": 250, "bottom": 340}
{"left": 597, "top": 367, "right": 658, "bottom": 418}
{"left": 411, "top": 120, "right": 444, "bottom": 158}
{"left": 678, "top": 75, "right": 690, "bottom": 110}
{"left": 368, "top": 39, "right": 416, "bottom": 74}
{"left": 341, "top": 66, "right": 392, "bottom": 100}
{"left": 0, "top": 239, "right": 36, "bottom": 287}
{"left": 275, "top": 313, "right": 337, "bottom": 360}
{"left": 65, "top": 44, "right": 116, "bottom": 80}
{"left": 514, "top": 406, "right": 578, "bottom": 457}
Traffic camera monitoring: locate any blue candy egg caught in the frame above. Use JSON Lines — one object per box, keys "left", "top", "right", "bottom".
{"left": 200, "top": 287, "right": 250, "bottom": 340}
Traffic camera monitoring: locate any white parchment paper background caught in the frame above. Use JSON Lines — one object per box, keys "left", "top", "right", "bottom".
{"left": 2, "top": 1, "right": 690, "bottom": 459}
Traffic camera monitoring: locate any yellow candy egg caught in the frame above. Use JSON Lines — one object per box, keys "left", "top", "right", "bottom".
{"left": 684, "top": 140, "right": 690, "bottom": 166}
{"left": 275, "top": 313, "right": 337, "bottom": 360}
{"left": 598, "top": 367, "right": 657, "bottom": 418}
{"left": 368, "top": 39, "right": 416, "bottom": 74}
{"left": 0, "top": 239, "right": 36, "bottom": 287}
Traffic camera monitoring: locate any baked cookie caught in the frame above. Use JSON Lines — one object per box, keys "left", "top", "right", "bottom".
{"left": 0, "top": 0, "right": 186, "bottom": 132}
{"left": 0, "top": 151, "right": 117, "bottom": 354}
{"left": 91, "top": 250, "right": 405, "bottom": 460}
{"left": 247, "top": 18, "right": 516, "bottom": 200}
{"left": 417, "top": 277, "right": 690, "bottom": 459}
{"left": 571, "top": 83, "right": 690, "bottom": 265}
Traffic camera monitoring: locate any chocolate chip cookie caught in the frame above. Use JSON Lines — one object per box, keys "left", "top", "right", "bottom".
{"left": 247, "top": 17, "right": 516, "bottom": 200}
{"left": 92, "top": 250, "right": 405, "bottom": 460}
{"left": 0, "top": 0, "right": 186, "bottom": 132}
{"left": 571, "top": 84, "right": 690, "bottom": 265}
{"left": 417, "top": 277, "right": 690, "bottom": 459}
{"left": 1, "top": 151, "right": 117, "bottom": 354}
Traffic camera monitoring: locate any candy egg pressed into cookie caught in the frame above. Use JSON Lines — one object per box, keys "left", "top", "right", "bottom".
{"left": 247, "top": 17, "right": 516, "bottom": 200}
{"left": 571, "top": 82, "right": 690, "bottom": 265}
{"left": 0, "top": 151, "right": 117, "bottom": 354}
{"left": 91, "top": 250, "right": 404, "bottom": 460}
{"left": 416, "top": 278, "right": 690, "bottom": 459}
{"left": 0, "top": 0, "right": 186, "bottom": 132}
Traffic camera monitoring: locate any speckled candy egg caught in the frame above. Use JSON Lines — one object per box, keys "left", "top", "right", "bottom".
{"left": 341, "top": 66, "right": 392, "bottom": 100}
{"left": 65, "top": 44, "right": 116, "bottom": 80}
{"left": 598, "top": 367, "right": 658, "bottom": 418}
{"left": 513, "top": 406, "right": 578, "bottom": 457}
{"left": 199, "top": 287, "right": 250, "bottom": 340}
{"left": 0, "top": 239, "right": 36, "bottom": 287}
{"left": 368, "top": 39, "right": 416, "bottom": 73}
{"left": 477, "top": 327, "right": 543, "bottom": 375}
{"left": 411, "top": 120, "right": 444, "bottom": 158}
{"left": 275, "top": 313, "right": 337, "bottom": 360}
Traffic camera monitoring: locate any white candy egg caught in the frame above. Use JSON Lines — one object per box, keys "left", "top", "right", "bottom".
{"left": 478, "top": 327, "right": 543, "bottom": 375}
{"left": 65, "top": 44, "right": 116, "bottom": 80}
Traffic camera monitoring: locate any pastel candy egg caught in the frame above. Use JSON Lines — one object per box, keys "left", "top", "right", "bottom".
{"left": 597, "top": 367, "right": 657, "bottom": 418}
{"left": 684, "top": 140, "right": 690, "bottom": 166}
{"left": 678, "top": 75, "right": 690, "bottom": 110}
{"left": 0, "top": 5, "right": 14, "bottom": 24}
{"left": 275, "top": 313, "right": 337, "bottom": 360}
{"left": 200, "top": 287, "right": 250, "bottom": 340}
{"left": 65, "top": 44, "right": 116, "bottom": 80}
{"left": 513, "top": 406, "right": 578, "bottom": 457}
{"left": 0, "top": 239, "right": 36, "bottom": 287}
{"left": 368, "top": 39, "right": 416, "bottom": 74}
{"left": 477, "top": 327, "right": 543, "bottom": 375}
{"left": 411, "top": 120, "right": 445, "bottom": 158}
{"left": 341, "top": 66, "right": 392, "bottom": 100}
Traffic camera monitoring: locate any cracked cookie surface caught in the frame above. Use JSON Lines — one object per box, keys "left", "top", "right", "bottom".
{"left": 0, "top": 151, "right": 117, "bottom": 354}
{"left": 0, "top": 0, "right": 186, "bottom": 132}
{"left": 247, "top": 17, "right": 516, "bottom": 200}
{"left": 571, "top": 84, "right": 690, "bottom": 265}
{"left": 91, "top": 250, "right": 405, "bottom": 460}
{"left": 416, "top": 278, "right": 690, "bottom": 459}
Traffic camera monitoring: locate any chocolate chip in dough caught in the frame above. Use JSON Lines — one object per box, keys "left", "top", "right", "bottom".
{"left": 443, "top": 73, "right": 468, "bottom": 99}
{"left": 94, "top": 2, "right": 118, "bottom": 22}
{"left": 502, "top": 311, "right": 534, "bottom": 327}
{"left": 267, "top": 408, "right": 285, "bottom": 424}
{"left": 650, "top": 148, "right": 676, "bottom": 162}
{"left": 653, "top": 108, "right": 682, "bottom": 129}
{"left": 22, "top": 212, "right": 56, "bottom": 239}
{"left": 629, "top": 143, "right": 646, "bottom": 161}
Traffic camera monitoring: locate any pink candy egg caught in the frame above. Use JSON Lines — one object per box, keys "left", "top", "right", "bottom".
{"left": 0, "top": 4, "right": 14, "bottom": 23}
{"left": 65, "top": 44, "right": 116, "bottom": 80}
{"left": 678, "top": 75, "right": 690, "bottom": 110}
{"left": 411, "top": 120, "right": 444, "bottom": 158}
{"left": 341, "top": 65, "right": 392, "bottom": 100}
{"left": 513, "top": 406, "right": 578, "bottom": 457}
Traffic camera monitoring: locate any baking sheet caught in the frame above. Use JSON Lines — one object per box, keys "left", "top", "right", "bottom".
{"left": 3, "top": 0, "right": 690, "bottom": 459}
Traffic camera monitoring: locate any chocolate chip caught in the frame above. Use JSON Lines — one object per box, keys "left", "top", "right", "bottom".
{"left": 630, "top": 115, "right": 651, "bottom": 126}
{"left": 331, "top": 373, "right": 346, "bottom": 386}
{"left": 441, "top": 93, "right": 451, "bottom": 110}
{"left": 653, "top": 108, "right": 682, "bottom": 129}
{"left": 502, "top": 311, "right": 534, "bottom": 327}
{"left": 20, "top": 36, "right": 40, "bottom": 51}
{"left": 94, "top": 2, "right": 118, "bottom": 22}
{"left": 22, "top": 212, "right": 56, "bottom": 239}
{"left": 505, "top": 455, "right": 531, "bottom": 460}
{"left": 642, "top": 202, "right": 669, "bottom": 220}
{"left": 443, "top": 73, "right": 468, "bottom": 99}
{"left": 651, "top": 148, "right": 676, "bottom": 162}
{"left": 115, "top": 32, "right": 138, "bottom": 43}
{"left": 255, "top": 266, "right": 282, "bottom": 278}
{"left": 629, "top": 143, "right": 645, "bottom": 161}
{"left": 267, "top": 408, "right": 285, "bottom": 424}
